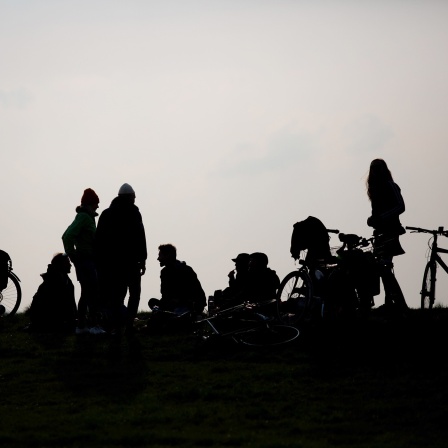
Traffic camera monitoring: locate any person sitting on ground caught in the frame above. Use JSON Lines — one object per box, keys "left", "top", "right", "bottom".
{"left": 215, "top": 253, "right": 251, "bottom": 309}
{"left": 245, "top": 252, "right": 280, "bottom": 303}
{"left": 29, "top": 253, "right": 77, "bottom": 333}
{"left": 148, "top": 244, "right": 206, "bottom": 317}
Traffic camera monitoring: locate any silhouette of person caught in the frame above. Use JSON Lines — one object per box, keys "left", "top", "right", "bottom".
{"left": 95, "top": 183, "right": 147, "bottom": 334}
{"left": 215, "top": 253, "right": 251, "bottom": 309}
{"left": 62, "top": 188, "right": 104, "bottom": 334}
{"left": 149, "top": 244, "right": 206, "bottom": 315}
{"left": 228, "top": 253, "right": 250, "bottom": 292}
{"left": 366, "top": 159, "right": 408, "bottom": 312}
{"left": 29, "top": 253, "right": 77, "bottom": 333}
{"left": 245, "top": 252, "right": 280, "bottom": 303}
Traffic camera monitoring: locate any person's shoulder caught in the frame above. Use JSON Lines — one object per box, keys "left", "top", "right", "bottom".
{"left": 76, "top": 208, "right": 95, "bottom": 221}
{"left": 177, "top": 261, "right": 196, "bottom": 274}
{"left": 387, "top": 180, "right": 402, "bottom": 194}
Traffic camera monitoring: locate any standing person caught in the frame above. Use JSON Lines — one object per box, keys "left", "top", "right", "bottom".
{"left": 366, "top": 158, "right": 408, "bottom": 313}
{"left": 95, "top": 183, "right": 147, "bottom": 335}
{"left": 148, "top": 244, "right": 206, "bottom": 316}
{"left": 29, "top": 253, "right": 77, "bottom": 333}
{"left": 62, "top": 188, "right": 104, "bottom": 334}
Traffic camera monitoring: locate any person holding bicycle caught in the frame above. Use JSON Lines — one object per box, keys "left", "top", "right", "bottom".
{"left": 366, "top": 158, "right": 408, "bottom": 313}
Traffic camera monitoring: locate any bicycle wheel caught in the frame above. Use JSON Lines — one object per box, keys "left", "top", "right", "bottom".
{"left": 237, "top": 324, "right": 299, "bottom": 347}
{"left": 421, "top": 262, "right": 435, "bottom": 309}
{"left": 277, "top": 270, "right": 312, "bottom": 325}
{"left": 0, "top": 272, "right": 21, "bottom": 316}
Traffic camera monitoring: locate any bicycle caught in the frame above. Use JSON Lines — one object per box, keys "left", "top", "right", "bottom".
{"left": 406, "top": 225, "right": 448, "bottom": 309}
{"left": 277, "top": 230, "right": 381, "bottom": 324}
{"left": 195, "top": 300, "right": 299, "bottom": 347}
{"left": 0, "top": 250, "right": 21, "bottom": 316}
{"left": 276, "top": 228, "right": 340, "bottom": 325}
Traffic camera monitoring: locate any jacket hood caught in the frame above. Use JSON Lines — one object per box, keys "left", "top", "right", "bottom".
{"left": 75, "top": 205, "right": 98, "bottom": 218}
{"left": 41, "top": 264, "right": 66, "bottom": 280}
{"left": 110, "top": 195, "right": 139, "bottom": 210}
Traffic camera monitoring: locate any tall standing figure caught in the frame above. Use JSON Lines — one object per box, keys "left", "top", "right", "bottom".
{"left": 366, "top": 159, "right": 408, "bottom": 312}
{"left": 62, "top": 188, "right": 103, "bottom": 333}
{"left": 95, "top": 183, "right": 147, "bottom": 334}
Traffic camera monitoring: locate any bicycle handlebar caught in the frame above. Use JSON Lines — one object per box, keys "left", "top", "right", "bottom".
{"left": 406, "top": 226, "right": 448, "bottom": 237}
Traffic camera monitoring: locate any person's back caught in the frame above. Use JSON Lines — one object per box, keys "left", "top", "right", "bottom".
{"left": 160, "top": 260, "right": 206, "bottom": 313}
{"left": 30, "top": 253, "right": 77, "bottom": 333}
{"left": 94, "top": 184, "right": 147, "bottom": 334}
{"left": 244, "top": 252, "right": 280, "bottom": 303}
{"left": 95, "top": 195, "right": 147, "bottom": 268}
{"left": 151, "top": 244, "right": 206, "bottom": 315}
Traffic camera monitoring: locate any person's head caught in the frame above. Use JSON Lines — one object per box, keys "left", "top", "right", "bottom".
{"left": 118, "top": 183, "right": 136, "bottom": 204}
{"left": 249, "top": 252, "right": 269, "bottom": 272}
{"left": 232, "top": 253, "right": 250, "bottom": 271}
{"left": 157, "top": 244, "right": 177, "bottom": 267}
{"left": 51, "top": 253, "right": 71, "bottom": 274}
{"left": 366, "top": 158, "right": 394, "bottom": 200}
{"left": 81, "top": 188, "right": 100, "bottom": 211}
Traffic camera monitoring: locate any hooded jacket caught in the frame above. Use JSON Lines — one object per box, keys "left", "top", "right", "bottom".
{"left": 62, "top": 206, "right": 98, "bottom": 261}
{"left": 30, "top": 264, "right": 77, "bottom": 332}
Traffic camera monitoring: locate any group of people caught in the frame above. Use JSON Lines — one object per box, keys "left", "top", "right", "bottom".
{"left": 28, "top": 158, "right": 408, "bottom": 334}
{"left": 30, "top": 183, "right": 148, "bottom": 335}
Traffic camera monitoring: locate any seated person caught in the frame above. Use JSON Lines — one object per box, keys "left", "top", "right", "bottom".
{"left": 245, "top": 252, "right": 280, "bottom": 303}
{"left": 149, "top": 244, "right": 206, "bottom": 316}
{"left": 29, "top": 253, "right": 77, "bottom": 333}
{"left": 215, "top": 253, "right": 250, "bottom": 309}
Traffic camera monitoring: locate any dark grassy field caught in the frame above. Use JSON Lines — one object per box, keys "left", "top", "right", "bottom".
{"left": 1, "top": 309, "right": 448, "bottom": 448}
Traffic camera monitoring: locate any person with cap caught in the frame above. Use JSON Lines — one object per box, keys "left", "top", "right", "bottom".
{"left": 215, "top": 253, "right": 251, "bottom": 309}
{"left": 62, "top": 188, "right": 104, "bottom": 334}
{"left": 95, "top": 183, "right": 147, "bottom": 335}
{"left": 228, "top": 253, "right": 250, "bottom": 292}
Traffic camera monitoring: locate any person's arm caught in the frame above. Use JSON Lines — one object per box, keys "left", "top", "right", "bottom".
{"left": 380, "top": 182, "right": 405, "bottom": 220}
{"left": 62, "top": 214, "right": 87, "bottom": 260}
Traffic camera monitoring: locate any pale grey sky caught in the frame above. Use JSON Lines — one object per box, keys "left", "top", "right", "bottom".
{"left": 1, "top": 0, "right": 448, "bottom": 311}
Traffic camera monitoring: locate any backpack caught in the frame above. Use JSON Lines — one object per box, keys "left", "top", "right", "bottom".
{"left": 290, "top": 216, "right": 332, "bottom": 262}
{"left": 0, "top": 250, "right": 11, "bottom": 291}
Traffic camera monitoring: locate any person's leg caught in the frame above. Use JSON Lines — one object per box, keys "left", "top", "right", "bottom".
{"left": 74, "top": 260, "right": 91, "bottom": 328}
{"left": 98, "top": 264, "right": 127, "bottom": 333}
{"left": 79, "top": 260, "right": 100, "bottom": 327}
{"left": 126, "top": 265, "right": 142, "bottom": 331}
{"left": 380, "top": 258, "right": 408, "bottom": 311}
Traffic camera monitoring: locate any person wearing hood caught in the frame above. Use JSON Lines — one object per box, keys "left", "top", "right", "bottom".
{"left": 29, "top": 253, "right": 77, "bottom": 333}
{"left": 95, "top": 183, "right": 147, "bottom": 334}
{"left": 62, "top": 188, "right": 104, "bottom": 334}
{"left": 149, "top": 243, "right": 206, "bottom": 316}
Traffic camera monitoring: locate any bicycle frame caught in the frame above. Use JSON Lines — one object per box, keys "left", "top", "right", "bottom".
{"left": 406, "top": 226, "right": 448, "bottom": 308}
{"left": 195, "top": 300, "right": 299, "bottom": 346}
{"left": 429, "top": 239, "right": 448, "bottom": 274}
{"left": 196, "top": 301, "right": 273, "bottom": 341}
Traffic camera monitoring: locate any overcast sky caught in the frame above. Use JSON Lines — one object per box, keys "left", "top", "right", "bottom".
{"left": 1, "top": 0, "right": 448, "bottom": 312}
